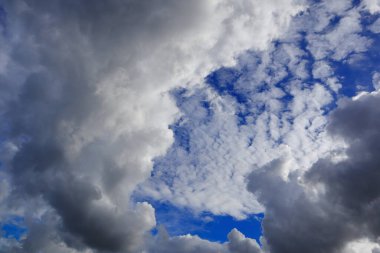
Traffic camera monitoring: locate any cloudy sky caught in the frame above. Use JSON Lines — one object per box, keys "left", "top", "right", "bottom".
{"left": 1, "top": 0, "right": 380, "bottom": 252}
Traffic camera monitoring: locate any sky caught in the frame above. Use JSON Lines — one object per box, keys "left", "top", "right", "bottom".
{"left": 1, "top": 0, "right": 380, "bottom": 252}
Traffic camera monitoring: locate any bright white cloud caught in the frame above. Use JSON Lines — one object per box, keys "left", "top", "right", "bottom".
{"left": 344, "top": 239, "right": 380, "bottom": 253}
{"left": 362, "top": 0, "right": 380, "bottom": 14}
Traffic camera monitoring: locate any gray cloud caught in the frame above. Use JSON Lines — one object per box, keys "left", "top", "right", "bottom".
{"left": 248, "top": 158, "right": 352, "bottom": 253}
{"left": 248, "top": 91, "right": 380, "bottom": 253}
{"left": 307, "top": 92, "right": 380, "bottom": 241}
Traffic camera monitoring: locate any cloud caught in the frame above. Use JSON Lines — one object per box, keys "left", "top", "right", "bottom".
{"left": 147, "top": 226, "right": 262, "bottom": 253}
{"left": 227, "top": 228, "right": 261, "bottom": 253}
{"left": 362, "top": 0, "right": 380, "bottom": 14}
{"left": 306, "top": 5, "right": 372, "bottom": 61}
{"left": 147, "top": 226, "right": 225, "bottom": 253}
{"left": 4, "top": 0, "right": 380, "bottom": 252}
{"left": 247, "top": 90, "right": 380, "bottom": 253}
{"left": 0, "top": 0, "right": 304, "bottom": 252}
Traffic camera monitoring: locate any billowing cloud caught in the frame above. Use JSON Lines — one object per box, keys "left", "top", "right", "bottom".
{"left": 0, "top": 0, "right": 304, "bottom": 252}
{"left": 227, "top": 229, "right": 261, "bottom": 253}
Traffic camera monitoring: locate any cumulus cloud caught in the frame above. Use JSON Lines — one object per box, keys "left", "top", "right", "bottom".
{"left": 146, "top": 226, "right": 262, "bottom": 253}
{"left": 0, "top": 0, "right": 304, "bottom": 252}
{"left": 227, "top": 228, "right": 261, "bottom": 253}
{"left": 147, "top": 226, "right": 225, "bottom": 253}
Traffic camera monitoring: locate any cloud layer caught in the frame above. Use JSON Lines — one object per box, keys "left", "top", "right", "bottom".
{"left": 2, "top": 0, "right": 380, "bottom": 253}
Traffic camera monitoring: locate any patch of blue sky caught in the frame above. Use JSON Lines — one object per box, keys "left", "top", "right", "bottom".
{"left": 331, "top": 33, "right": 380, "bottom": 96}
{"left": 171, "top": 87, "right": 214, "bottom": 124}
{"left": 152, "top": 87, "right": 216, "bottom": 160}
{"left": 168, "top": 118, "right": 191, "bottom": 153}
{"left": 149, "top": 200, "right": 263, "bottom": 244}
{"left": 1, "top": 216, "right": 27, "bottom": 241}
{"left": 206, "top": 68, "right": 264, "bottom": 124}
{"left": 206, "top": 43, "right": 310, "bottom": 127}
{"left": 361, "top": 8, "right": 380, "bottom": 26}
{"left": 206, "top": 67, "right": 247, "bottom": 104}
{"left": 352, "top": 0, "right": 361, "bottom": 7}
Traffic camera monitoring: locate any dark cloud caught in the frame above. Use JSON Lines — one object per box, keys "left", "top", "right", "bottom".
{"left": 0, "top": 0, "right": 206, "bottom": 251}
{"left": 248, "top": 92, "right": 380, "bottom": 253}
{"left": 248, "top": 158, "right": 356, "bottom": 253}
{"left": 307, "top": 93, "right": 380, "bottom": 241}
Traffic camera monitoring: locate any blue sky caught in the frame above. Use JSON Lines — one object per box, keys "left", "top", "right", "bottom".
{"left": 2, "top": 1, "right": 380, "bottom": 253}
{"left": 151, "top": 201, "right": 264, "bottom": 243}
{"left": 1, "top": 216, "right": 27, "bottom": 241}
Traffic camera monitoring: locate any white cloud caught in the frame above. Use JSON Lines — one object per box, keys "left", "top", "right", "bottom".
{"left": 372, "top": 72, "right": 380, "bottom": 90}
{"left": 369, "top": 17, "right": 380, "bottom": 33}
{"left": 307, "top": 7, "right": 372, "bottom": 61}
{"left": 312, "top": 61, "right": 333, "bottom": 80}
{"left": 344, "top": 239, "right": 380, "bottom": 253}
{"left": 146, "top": 226, "right": 263, "bottom": 253}
{"left": 227, "top": 228, "right": 262, "bottom": 253}
{"left": 362, "top": 0, "right": 380, "bottom": 14}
